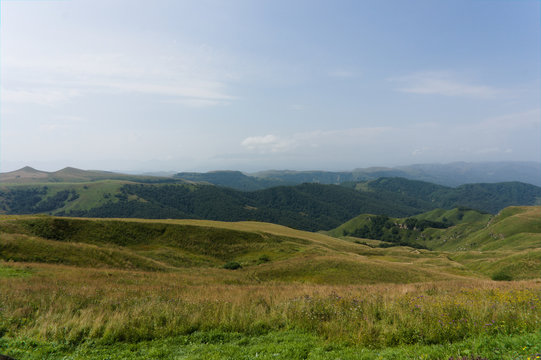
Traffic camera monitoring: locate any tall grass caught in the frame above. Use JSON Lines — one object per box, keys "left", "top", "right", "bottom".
{"left": 1, "top": 263, "right": 539, "bottom": 348}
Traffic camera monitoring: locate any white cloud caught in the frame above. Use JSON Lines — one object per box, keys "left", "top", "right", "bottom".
{"left": 2, "top": 41, "right": 236, "bottom": 107}
{"left": 412, "top": 147, "right": 429, "bottom": 156}
{"left": 241, "top": 126, "right": 392, "bottom": 155}
{"left": 1, "top": 87, "right": 81, "bottom": 106}
{"left": 241, "top": 135, "right": 295, "bottom": 153}
{"left": 390, "top": 71, "right": 503, "bottom": 98}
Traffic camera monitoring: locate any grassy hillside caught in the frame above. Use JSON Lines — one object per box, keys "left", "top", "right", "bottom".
{"left": 329, "top": 206, "right": 541, "bottom": 280}
{"left": 0, "top": 181, "right": 126, "bottom": 215}
{"left": 2, "top": 208, "right": 540, "bottom": 282}
{"left": 427, "top": 206, "right": 541, "bottom": 251}
{"left": 0, "top": 215, "right": 476, "bottom": 283}
{"left": 327, "top": 208, "right": 491, "bottom": 247}
{"left": 0, "top": 212, "right": 540, "bottom": 359}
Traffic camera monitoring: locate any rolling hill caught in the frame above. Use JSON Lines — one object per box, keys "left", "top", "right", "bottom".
{"left": 0, "top": 215, "right": 473, "bottom": 284}
{"left": 328, "top": 206, "right": 541, "bottom": 280}
{"left": 1, "top": 206, "right": 539, "bottom": 282}
{"left": 1, "top": 177, "right": 540, "bottom": 232}
{"left": 0, "top": 207, "right": 539, "bottom": 358}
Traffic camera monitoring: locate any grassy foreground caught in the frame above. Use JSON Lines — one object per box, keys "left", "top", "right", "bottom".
{"left": 0, "top": 262, "right": 540, "bottom": 359}
{"left": 1, "top": 331, "right": 541, "bottom": 359}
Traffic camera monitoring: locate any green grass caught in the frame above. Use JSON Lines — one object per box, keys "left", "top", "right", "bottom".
{"left": 413, "top": 208, "right": 491, "bottom": 225}
{"left": 56, "top": 181, "right": 126, "bottom": 213}
{"left": 0, "top": 262, "right": 32, "bottom": 278}
{"left": 1, "top": 331, "right": 540, "bottom": 360}
{"left": 450, "top": 248, "right": 541, "bottom": 280}
{"left": 1, "top": 209, "right": 540, "bottom": 281}
{"left": 0, "top": 215, "right": 482, "bottom": 283}
{"left": 0, "top": 232, "right": 167, "bottom": 270}
{"left": 0, "top": 181, "right": 126, "bottom": 216}
{"left": 326, "top": 214, "right": 373, "bottom": 238}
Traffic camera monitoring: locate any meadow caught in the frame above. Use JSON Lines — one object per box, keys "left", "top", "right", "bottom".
{"left": 1, "top": 261, "right": 540, "bottom": 359}
{"left": 0, "top": 208, "right": 540, "bottom": 359}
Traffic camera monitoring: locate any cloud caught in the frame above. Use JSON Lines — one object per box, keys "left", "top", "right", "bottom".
{"left": 241, "top": 126, "right": 392, "bottom": 155}
{"left": 390, "top": 71, "right": 503, "bottom": 98}
{"left": 1, "top": 87, "right": 81, "bottom": 106}
{"left": 412, "top": 147, "right": 429, "bottom": 156}
{"left": 241, "top": 135, "right": 295, "bottom": 153}
{"left": 2, "top": 42, "right": 236, "bottom": 107}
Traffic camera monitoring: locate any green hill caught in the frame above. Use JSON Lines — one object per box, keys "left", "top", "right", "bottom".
{"left": 0, "top": 215, "right": 474, "bottom": 283}
{"left": 2, "top": 207, "right": 539, "bottom": 282}
{"left": 329, "top": 206, "right": 541, "bottom": 280}
{"left": 1, "top": 178, "right": 540, "bottom": 232}
{"left": 328, "top": 208, "right": 492, "bottom": 246}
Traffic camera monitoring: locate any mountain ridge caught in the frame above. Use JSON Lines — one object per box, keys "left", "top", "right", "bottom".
{"left": 4, "top": 161, "right": 539, "bottom": 188}
{"left": 1, "top": 177, "right": 539, "bottom": 232}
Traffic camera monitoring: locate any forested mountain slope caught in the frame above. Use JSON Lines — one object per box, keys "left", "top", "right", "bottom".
{"left": 1, "top": 178, "right": 539, "bottom": 232}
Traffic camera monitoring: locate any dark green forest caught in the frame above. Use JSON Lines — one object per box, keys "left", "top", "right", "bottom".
{"left": 1, "top": 177, "right": 539, "bottom": 232}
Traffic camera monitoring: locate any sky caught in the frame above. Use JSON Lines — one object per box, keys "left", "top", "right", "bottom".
{"left": 1, "top": 0, "right": 540, "bottom": 173}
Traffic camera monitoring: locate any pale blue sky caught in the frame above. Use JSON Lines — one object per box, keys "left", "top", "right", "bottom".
{"left": 1, "top": 0, "right": 539, "bottom": 172}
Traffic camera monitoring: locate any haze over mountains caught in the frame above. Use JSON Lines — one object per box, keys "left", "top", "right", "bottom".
{"left": 2, "top": 161, "right": 540, "bottom": 188}
{"left": 175, "top": 161, "right": 541, "bottom": 190}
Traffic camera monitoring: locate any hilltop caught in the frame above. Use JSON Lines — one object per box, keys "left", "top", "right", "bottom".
{"left": 0, "top": 166, "right": 185, "bottom": 184}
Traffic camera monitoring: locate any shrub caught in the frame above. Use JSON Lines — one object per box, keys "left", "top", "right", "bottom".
{"left": 223, "top": 261, "right": 242, "bottom": 270}
{"left": 491, "top": 270, "right": 513, "bottom": 281}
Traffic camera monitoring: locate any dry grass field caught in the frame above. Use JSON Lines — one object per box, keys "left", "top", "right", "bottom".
{"left": 0, "top": 209, "right": 540, "bottom": 359}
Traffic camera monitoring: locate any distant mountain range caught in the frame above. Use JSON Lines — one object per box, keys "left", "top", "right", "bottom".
{"left": 3, "top": 161, "right": 539, "bottom": 188}
{"left": 0, "top": 166, "right": 184, "bottom": 184}
{"left": 174, "top": 161, "right": 541, "bottom": 190}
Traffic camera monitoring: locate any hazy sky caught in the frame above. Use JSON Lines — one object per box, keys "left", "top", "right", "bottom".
{"left": 1, "top": 0, "right": 540, "bottom": 172}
